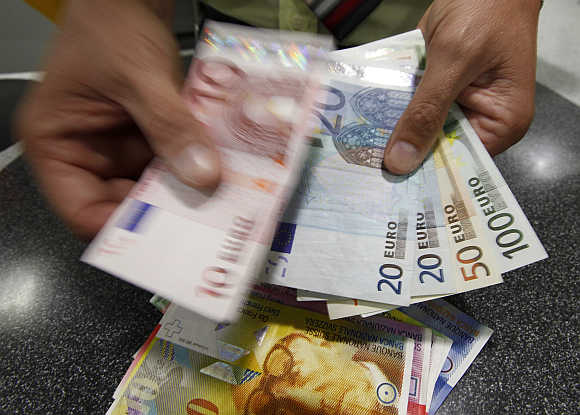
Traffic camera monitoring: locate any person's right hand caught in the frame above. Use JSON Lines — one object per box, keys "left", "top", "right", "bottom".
{"left": 15, "top": 0, "right": 221, "bottom": 239}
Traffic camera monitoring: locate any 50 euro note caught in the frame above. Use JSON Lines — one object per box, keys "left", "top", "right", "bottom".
{"left": 156, "top": 295, "right": 414, "bottom": 415}
{"left": 82, "top": 22, "right": 332, "bottom": 322}
{"left": 262, "top": 59, "right": 424, "bottom": 306}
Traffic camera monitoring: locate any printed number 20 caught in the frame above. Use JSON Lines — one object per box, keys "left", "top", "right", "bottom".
{"left": 418, "top": 254, "right": 444, "bottom": 283}
{"left": 378, "top": 264, "right": 402, "bottom": 295}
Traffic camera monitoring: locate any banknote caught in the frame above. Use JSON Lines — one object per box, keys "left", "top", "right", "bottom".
{"left": 110, "top": 329, "right": 412, "bottom": 415}
{"left": 440, "top": 106, "right": 548, "bottom": 272}
{"left": 399, "top": 300, "right": 493, "bottom": 415}
{"left": 158, "top": 295, "right": 414, "bottom": 414}
{"left": 332, "top": 29, "right": 426, "bottom": 74}
{"left": 83, "top": 22, "right": 332, "bottom": 322}
{"left": 327, "top": 297, "right": 398, "bottom": 320}
{"left": 347, "top": 315, "right": 432, "bottom": 415}
{"left": 251, "top": 284, "right": 431, "bottom": 415}
{"left": 426, "top": 138, "right": 504, "bottom": 295}
{"left": 380, "top": 309, "right": 453, "bottom": 414}
{"left": 262, "top": 58, "right": 421, "bottom": 306}
{"left": 295, "top": 289, "right": 397, "bottom": 320}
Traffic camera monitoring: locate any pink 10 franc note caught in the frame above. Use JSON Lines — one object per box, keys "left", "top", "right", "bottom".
{"left": 82, "top": 22, "right": 333, "bottom": 322}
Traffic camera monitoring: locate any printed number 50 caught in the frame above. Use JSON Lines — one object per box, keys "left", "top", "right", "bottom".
{"left": 378, "top": 264, "right": 402, "bottom": 295}
{"left": 457, "top": 246, "right": 490, "bottom": 281}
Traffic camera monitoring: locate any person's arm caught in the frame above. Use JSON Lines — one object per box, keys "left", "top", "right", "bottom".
{"left": 384, "top": 0, "right": 542, "bottom": 174}
{"left": 15, "top": 0, "right": 221, "bottom": 238}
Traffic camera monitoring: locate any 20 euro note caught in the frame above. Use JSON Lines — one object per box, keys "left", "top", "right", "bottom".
{"left": 157, "top": 295, "right": 414, "bottom": 414}
{"left": 82, "top": 22, "right": 332, "bottom": 322}
{"left": 262, "top": 59, "right": 423, "bottom": 306}
{"left": 400, "top": 300, "right": 493, "bottom": 415}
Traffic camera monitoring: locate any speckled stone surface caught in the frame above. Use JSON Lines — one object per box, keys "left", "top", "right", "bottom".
{"left": 0, "top": 82, "right": 578, "bottom": 414}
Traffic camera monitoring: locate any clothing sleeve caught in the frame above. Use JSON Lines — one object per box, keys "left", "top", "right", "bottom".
{"left": 23, "top": 0, "right": 64, "bottom": 22}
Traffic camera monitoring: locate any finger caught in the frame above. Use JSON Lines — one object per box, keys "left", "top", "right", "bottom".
{"left": 383, "top": 50, "right": 474, "bottom": 174}
{"left": 31, "top": 157, "right": 134, "bottom": 239}
{"left": 117, "top": 23, "right": 221, "bottom": 189}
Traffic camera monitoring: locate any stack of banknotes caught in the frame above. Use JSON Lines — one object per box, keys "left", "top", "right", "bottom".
{"left": 105, "top": 285, "right": 492, "bottom": 415}
{"left": 81, "top": 22, "right": 547, "bottom": 414}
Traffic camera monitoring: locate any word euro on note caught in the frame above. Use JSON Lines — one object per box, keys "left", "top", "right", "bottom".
{"left": 83, "top": 22, "right": 332, "bottom": 321}
{"left": 263, "top": 59, "right": 421, "bottom": 306}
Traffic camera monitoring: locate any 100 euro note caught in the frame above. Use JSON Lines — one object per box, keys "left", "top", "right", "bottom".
{"left": 440, "top": 106, "right": 547, "bottom": 272}
{"left": 82, "top": 22, "right": 332, "bottom": 322}
{"left": 156, "top": 295, "right": 414, "bottom": 414}
{"left": 262, "top": 60, "right": 423, "bottom": 306}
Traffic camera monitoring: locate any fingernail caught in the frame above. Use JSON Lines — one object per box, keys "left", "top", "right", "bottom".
{"left": 171, "top": 143, "right": 219, "bottom": 187}
{"left": 385, "top": 141, "right": 421, "bottom": 174}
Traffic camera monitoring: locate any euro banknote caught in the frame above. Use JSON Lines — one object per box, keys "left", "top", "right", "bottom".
{"left": 440, "top": 106, "right": 548, "bottom": 272}
{"left": 262, "top": 58, "right": 422, "bottom": 306}
{"left": 83, "top": 22, "right": 332, "bottom": 322}
{"left": 157, "top": 295, "right": 415, "bottom": 414}
{"left": 399, "top": 300, "right": 493, "bottom": 415}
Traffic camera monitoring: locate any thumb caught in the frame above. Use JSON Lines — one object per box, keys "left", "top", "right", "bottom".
{"left": 122, "top": 57, "right": 221, "bottom": 189}
{"left": 383, "top": 54, "right": 471, "bottom": 175}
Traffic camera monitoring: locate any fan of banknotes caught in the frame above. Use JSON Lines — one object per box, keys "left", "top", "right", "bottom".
{"left": 83, "top": 22, "right": 547, "bottom": 415}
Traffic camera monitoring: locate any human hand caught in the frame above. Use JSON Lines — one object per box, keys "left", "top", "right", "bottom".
{"left": 15, "top": 0, "right": 221, "bottom": 239}
{"left": 383, "top": 0, "right": 541, "bottom": 174}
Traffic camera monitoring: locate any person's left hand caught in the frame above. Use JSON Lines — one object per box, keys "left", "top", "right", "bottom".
{"left": 383, "top": 0, "right": 542, "bottom": 174}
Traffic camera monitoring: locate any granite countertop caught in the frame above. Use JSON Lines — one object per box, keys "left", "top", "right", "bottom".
{"left": 0, "top": 81, "right": 578, "bottom": 414}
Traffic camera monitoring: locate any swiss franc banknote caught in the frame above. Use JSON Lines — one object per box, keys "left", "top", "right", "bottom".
{"left": 381, "top": 309, "right": 454, "bottom": 414}
{"left": 399, "top": 300, "right": 493, "bottom": 415}
{"left": 263, "top": 59, "right": 421, "bottom": 306}
{"left": 251, "top": 284, "right": 432, "bottom": 415}
{"left": 109, "top": 333, "right": 410, "bottom": 415}
{"left": 83, "top": 22, "right": 332, "bottom": 321}
{"left": 347, "top": 315, "right": 433, "bottom": 415}
{"left": 158, "top": 295, "right": 414, "bottom": 414}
